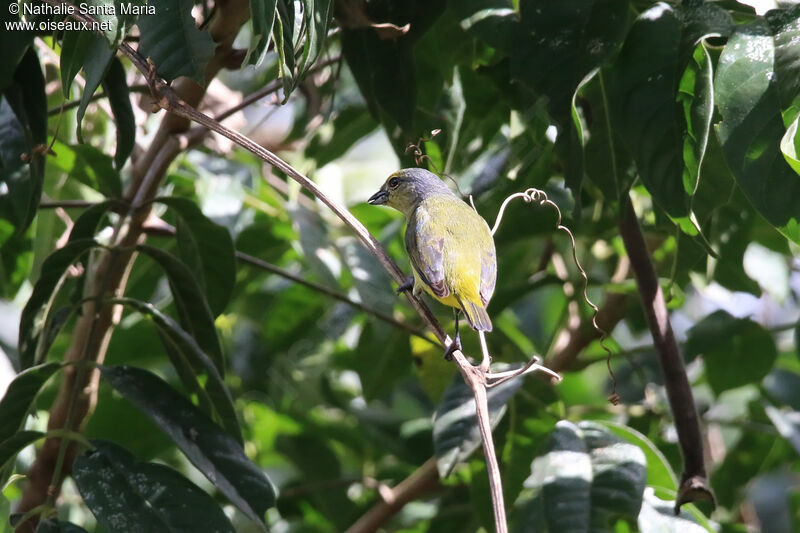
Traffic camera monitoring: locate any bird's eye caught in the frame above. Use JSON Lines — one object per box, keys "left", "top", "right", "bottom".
{"left": 388, "top": 177, "right": 400, "bottom": 189}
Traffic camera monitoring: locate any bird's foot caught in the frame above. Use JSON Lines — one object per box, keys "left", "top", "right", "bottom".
{"left": 443, "top": 333, "right": 462, "bottom": 361}
{"left": 396, "top": 276, "right": 414, "bottom": 294}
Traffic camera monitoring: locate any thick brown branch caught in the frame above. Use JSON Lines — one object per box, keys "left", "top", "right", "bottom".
{"left": 618, "top": 196, "right": 714, "bottom": 513}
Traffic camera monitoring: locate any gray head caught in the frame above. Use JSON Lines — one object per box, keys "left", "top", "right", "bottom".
{"left": 367, "top": 168, "right": 455, "bottom": 216}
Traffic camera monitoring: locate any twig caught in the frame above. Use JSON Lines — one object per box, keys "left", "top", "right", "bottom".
{"left": 618, "top": 196, "right": 714, "bottom": 513}
{"left": 236, "top": 251, "right": 429, "bottom": 341}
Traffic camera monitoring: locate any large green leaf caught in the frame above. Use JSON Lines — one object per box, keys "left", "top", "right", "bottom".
{"left": 513, "top": 0, "right": 629, "bottom": 196}
{"left": 612, "top": 2, "right": 732, "bottom": 219}
{"left": 74, "top": 34, "right": 114, "bottom": 143}
{"left": 17, "top": 239, "right": 98, "bottom": 369}
{"left": 137, "top": 0, "right": 216, "bottom": 83}
{"left": 99, "top": 366, "right": 276, "bottom": 523}
{"left": 685, "top": 310, "right": 778, "bottom": 395}
{"left": 433, "top": 364, "right": 525, "bottom": 477}
{"left": 102, "top": 58, "right": 135, "bottom": 170}
{"left": 115, "top": 297, "right": 241, "bottom": 443}
{"left": 511, "top": 421, "right": 647, "bottom": 532}
{"left": 154, "top": 197, "right": 236, "bottom": 317}
{"left": 1, "top": 48, "right": 46, "bottom": 236}
{"left": 73, "top": 440, "right": 236, "bottom": 533}
{"left": 136, "top": 244, "right": 225, "bottom": 372}
{"left": 715, "top": 5, "right": 800, "bottom": 243}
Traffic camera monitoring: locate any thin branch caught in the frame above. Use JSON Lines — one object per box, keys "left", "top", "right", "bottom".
{"left": 38, "top": 200, "right": 98, "bottom": 209}
{"left": 618, "top": 196, "right": 714, "bottom": 513}
{"left": 48, "top": 84, "right": 148, "bottom": 116}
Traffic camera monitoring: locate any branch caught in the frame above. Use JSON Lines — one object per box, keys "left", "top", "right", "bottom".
{"left": 618, "top": 196, "right": 714, "bottom": 513}
{"left": 236, "top": 251, "right": 429, "bottom": 340}
{"left": 345, "top": 459, "right": 440, "bottom": 533}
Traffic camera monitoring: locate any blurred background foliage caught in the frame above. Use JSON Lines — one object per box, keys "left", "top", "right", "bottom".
{"left": 1, "top": 0, "right": 800, "bottom": 531}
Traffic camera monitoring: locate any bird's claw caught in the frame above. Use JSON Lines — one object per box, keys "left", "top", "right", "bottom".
{"left": 396, "top": 276, "right": 414, "bottom": 294}
{"left": 443, "top": 333, "right": 462, "bottom": 361}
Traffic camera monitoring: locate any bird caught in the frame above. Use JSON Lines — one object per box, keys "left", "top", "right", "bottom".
{"left": 368, "top": 168, "right": 497, "bottom": 362}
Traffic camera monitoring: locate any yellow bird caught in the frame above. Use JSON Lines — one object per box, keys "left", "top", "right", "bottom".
{"left": 368, "top": 168, "right": 497, "bottom": 359}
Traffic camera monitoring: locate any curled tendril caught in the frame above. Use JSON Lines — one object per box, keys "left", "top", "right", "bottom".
{"left": 491, "top": 188, "right": 619, "bottom": 404}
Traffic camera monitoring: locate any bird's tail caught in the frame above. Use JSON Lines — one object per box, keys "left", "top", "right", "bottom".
{"left": 459, "top": 298, "right": 492, "bottom": 332}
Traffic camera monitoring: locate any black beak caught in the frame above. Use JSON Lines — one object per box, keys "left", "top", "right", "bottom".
{"left": 368, "top": 190, "right": 389, "bottom": 205}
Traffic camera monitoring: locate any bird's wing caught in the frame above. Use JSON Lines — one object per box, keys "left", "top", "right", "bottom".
{"left": 479, "top": 242, "right": 497, "bottom": 307}
{"left": 405, "top": 207, "right": 449, "bottom": 298}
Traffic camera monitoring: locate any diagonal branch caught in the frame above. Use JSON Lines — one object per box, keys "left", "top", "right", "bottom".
{"left": 618, "top": 196, "right": 714, "bottom": 513}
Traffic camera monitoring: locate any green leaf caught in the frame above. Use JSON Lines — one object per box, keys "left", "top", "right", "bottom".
{"left": 246, "top": 0, "right": 278, "bottom": 66}
{"left": 0, "top": 7, "right": 33, "bottom": 92}
{"left": 511, "top": 421, "right": 647, "bottom": 532}
{"left": 137, "top": 0, "right": 217, "bottom": 82}
{"left": 685, "top": 310, "right": 778, "bottom": 395}
{"left": 73, "top": 440, "right": 236, "bottom": 533}
{"left": 513, "top": 0, "right": 629, "bottom": 196}
{"left": 581, "top": 70, "right": 632, "bottom": 202}
{"left": 781, "top": 113, "right": 800, "bottom": 175}
{"left": 613, "top": 2, "right": 732, "bottom": 221}
{"left": 102, "top": 58, "right": 135, "bottom": 170}
{"left": 513, "top": 0, "right": 628, "bottom": 119}
{"left": 154, "top": 197, "right": 235, "bottom": 316}
{"left": 296, "top": 0, "right": 333, "bottom": 79}
{"left": 99, "top": 366, "right": 276, "bottom": 523}
{"left": 272, "top": 0, "right": 298, "bottom": 94}
{"left": 115, "top": 297, "right": 241, "bottom": 444}
{"left": 18, "top": 239, "right": 98, "bottom": 369}
{"left": 678, "top": 43, "right": 714, "bottom": 197}
{"left": 49, "top": 141, "right": 122, "bottom": 198}
{"left": 37, "top": 519, "right": 90, "bottom": 533}
{"left": 597, "top": 421, "right": 677, "bottom": 491}
{"left": 0, "top": 363, "right": 59, "bottom": 443}
{"left": 75, "top": 34, "right": 114, "bottom": 143}
{"left": 433, "top": 364, "right": 525, "bottom": 477}
{"left": 1, "top": 48, "right": 46, "bottom": 236}
{"left": 0, "top": 431, "right": 43, "bottom": 471}
{"left": 136, "top": 244, "right": 225, "bottom": 372}
{"left": 60, "top": 30, "right": 96, "bottom": 97}
{"left": 612, "top": 4, "right": 682, "bottom": 217}
{"left": 715, "top": 6, "right": 800, "bottom": 244}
